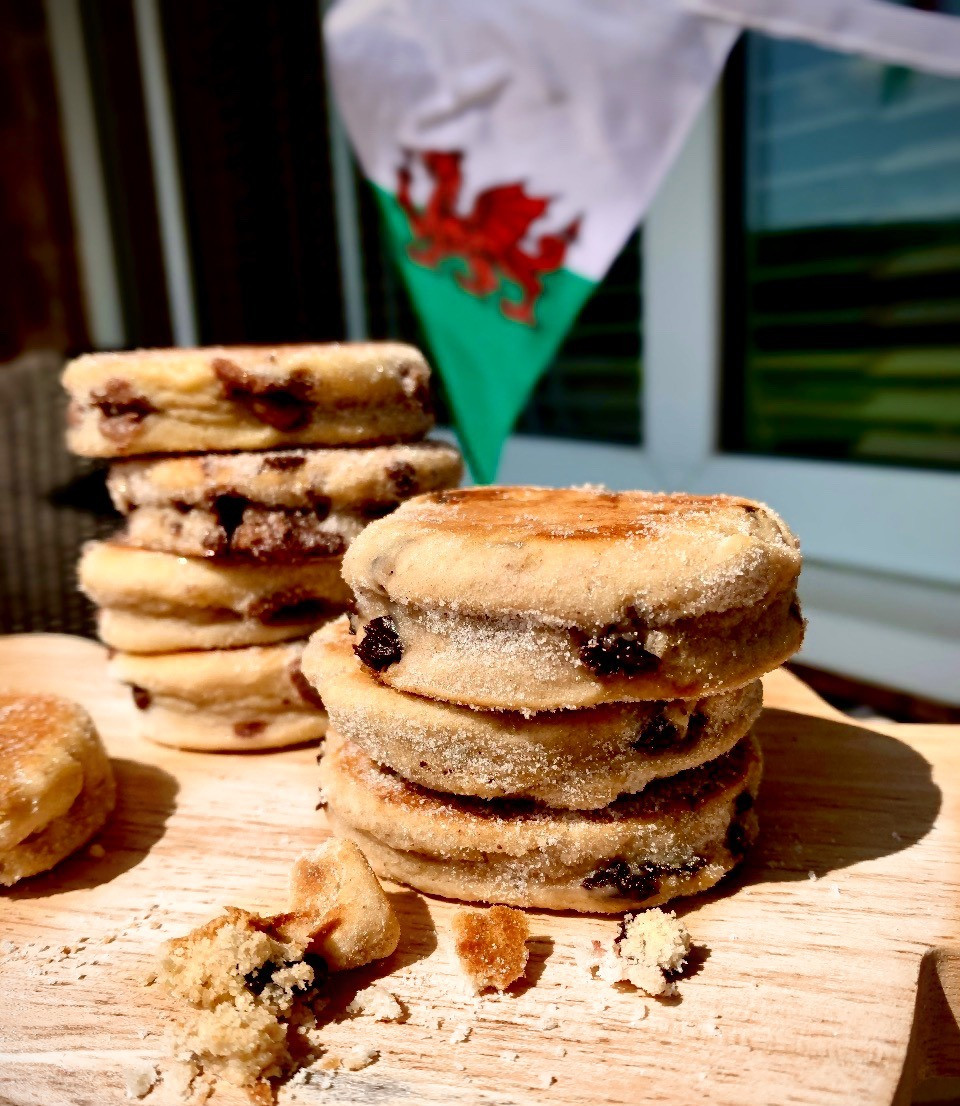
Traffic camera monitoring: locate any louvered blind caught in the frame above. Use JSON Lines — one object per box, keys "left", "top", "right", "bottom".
{"left": 724, "top": 29, "right": 960, "bottom": 470}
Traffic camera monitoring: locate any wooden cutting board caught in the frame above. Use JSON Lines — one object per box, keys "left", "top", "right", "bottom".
{"left": 0, "top": 633, "right": 957, "bottom": 1106}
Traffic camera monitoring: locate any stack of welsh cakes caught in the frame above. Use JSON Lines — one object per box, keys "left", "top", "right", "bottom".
{"left": 302, "top": 486, "right": 804, "bottom": 912}
{"left": 62, "top": 343, "right": 461, "bottom": 752}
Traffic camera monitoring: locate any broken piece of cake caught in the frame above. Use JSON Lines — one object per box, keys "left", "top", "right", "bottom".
{"left": 586, "top": 908, "right": 691, "bottom": 997}
{"left": 452, "top": 905, "right": 530, "bottom": 992}
{"left": 157, "top": 838, "right": 399, "bottom": 1098}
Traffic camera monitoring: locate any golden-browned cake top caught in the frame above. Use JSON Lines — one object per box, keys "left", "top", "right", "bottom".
{"left": 0, "top": 693, "right": 98, "bottom": 850}
{"left": 343, "top": 485, "right": 801, "bottom": 625}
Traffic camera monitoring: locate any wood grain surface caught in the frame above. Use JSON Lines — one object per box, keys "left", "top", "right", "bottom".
{"left": 0, "top": 633, "right": 957, "bottom": 1106}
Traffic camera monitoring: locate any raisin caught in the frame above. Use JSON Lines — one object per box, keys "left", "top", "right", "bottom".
{"left": 209, "top": 493, "right": 248, "bottom": 554}
{"left": 289, "top": 662, "right": 325, "bottom": 709}
{"left": 582, "top": 859, "right": 659, "bottom": 899}
{"left": 295, "top": 953, "right": 329, "bottom": 997}
{"left": 234, "top": 720, "right": 266, "bottom": 738}
{"left": 248, "top": 589, "right": 333, "bottom": 625}
{"left": 358, "top": 500, "right": 397, "bottom": 520}
{"left": 244, "top": 952, "right": 327, "bottom": 998}
{"left": 305, "top": 492, "right": 332, "bottom": 519}
{"left": 213, "top": 358, "right": 315, "bottom": 431}
{"left": 262, "top": 453, "right": 306, "bottom": 471}
{"left": 90, "top": 379, "right": 156, "bottom": 443}
{"left": 582, "top": 856, "right": 706, "bottom": 898}
{"left": 630, "top": 713, "right": 679, "bottom": 753}
{"left": 130, "top": 685, "right": 151, "bottom": 711}
{"left": 725, "top": 820, "right": 750, "bottom": 857}
{"left": 354, "top": 616, "right": 403, "bottom": 671}
{"left": 244, "top": 960, "right": 279, "bottom": 995}
{"left": 387, "top": 461, "right": 417, "bottom": 497}
{"left": 734, "top": 790, "right": 754, "bottom": 815}
{"left": 236, "top": 509, "right": 345, "bottom": 562}
{"left": 579, "top": 624, "right": 659, "bottom": 677}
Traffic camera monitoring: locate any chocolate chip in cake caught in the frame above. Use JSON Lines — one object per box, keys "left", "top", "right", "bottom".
{"left": 90, "top": 379, "right": 156, "bottom": 443}
{"left": 212, "top": 358, "right": 316, "bottom": 431}
{"left": 234, "top": 720, "right": 267, "bottom": 738}
{"left": 579, "top": 622, "right": 660, "bottom": 678}
{"left": 354, "top": 616, "right": 403, "bottom": 671}
{"left": 131, "top": 685, "right": 152, "bottom": 711}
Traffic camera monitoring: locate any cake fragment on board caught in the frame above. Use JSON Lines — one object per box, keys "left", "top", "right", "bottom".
{"left": 156, "top": 839, "right": 399, "bottom": 1098}
{"left": 452, "top": 905, "right": 531, "bottom": 992}
{"left": 585, "top": 908, "right": 691, "bottom": 997}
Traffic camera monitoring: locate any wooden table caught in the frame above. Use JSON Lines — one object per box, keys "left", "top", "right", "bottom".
{"left": 0, "top": 633, "right": 957, "bottom": 1106}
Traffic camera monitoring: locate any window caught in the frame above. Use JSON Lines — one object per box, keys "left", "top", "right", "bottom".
{"left": 723, "top": 34, "right": 960, "bottom": 471}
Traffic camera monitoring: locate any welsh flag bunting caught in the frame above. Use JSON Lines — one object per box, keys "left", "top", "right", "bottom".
{"left": 325, "top": 0, "right": 960, "bottom": 482}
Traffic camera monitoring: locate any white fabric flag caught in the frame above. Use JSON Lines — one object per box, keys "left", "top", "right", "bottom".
{"left": 325, "top": 0, "right": 960, "bottom": 480}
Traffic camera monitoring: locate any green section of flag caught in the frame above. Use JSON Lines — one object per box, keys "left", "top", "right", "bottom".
{"left": 375, "top": 185, "right": 595, "bottom": 483}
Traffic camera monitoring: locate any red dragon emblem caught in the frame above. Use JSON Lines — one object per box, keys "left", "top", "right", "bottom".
{"left": 396, "top": 150, "right": 580, "bottom": 326}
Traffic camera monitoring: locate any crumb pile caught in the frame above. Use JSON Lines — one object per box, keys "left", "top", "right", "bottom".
{"left": 156, "top": 839, "right": 399, "bottom": 1098}
{"left": 584, "top": 909, "right": 691, "bottom": 996}
{"left": 63, "top": 343, "right": 461, "bottom": 751}
{"left": 303, "top": 485, "right": 803, "bottom": 912}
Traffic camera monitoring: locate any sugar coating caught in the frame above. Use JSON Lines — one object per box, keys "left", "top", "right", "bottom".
{"left": 452, "top": 906, "right": 530, "bottom": 992}
{"left": 304, "top": 618, "right": 763, "bottom": 809}
{"left": 63, "top": 342, "right": 435, "bottom": 457}
{"left": 119, "top": 503, "right": 368, "bottom": 562}
{"left": 321, "top": 730, "right": 762, "bottom": 912}
{"left": 344, "top": 486, "right": 803, "bottom": 709}
{"left": 344, "top": 486, "right": 802, "bottom": 626}
{"left": 107, "top": 440, "right": 463, "bottom": 513}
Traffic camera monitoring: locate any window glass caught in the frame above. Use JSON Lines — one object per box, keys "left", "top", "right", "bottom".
{"left": 723, "top": 31, "right": 960, "bottom": 470}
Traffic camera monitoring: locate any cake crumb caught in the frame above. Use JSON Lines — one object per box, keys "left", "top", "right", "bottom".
{"left": 594, "top": 909, "right": 691, "bottom": 997}
{"left": 552, "top": 1045, "right": 567, "bottom": 1059}
{"left": 121, "top": 1060, "right": 158, "bottom": 1099}
{"left": 452, "top": 905, "right": 530, "bottom": 992}
{"left": 538, "top": 1073, "right": 557, "bottom": 1088}
{"left": 341, "top": 1045, "right": 378, "bottom": 1071}
{"left": 449, "top": 1023, "right": 472, "bottom": 1044}
{"left": 156, "top": 840, "right": 398, "bottom": 1098}
{"left": 346, "top": 984, "right": 404, "bottom": 1022}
